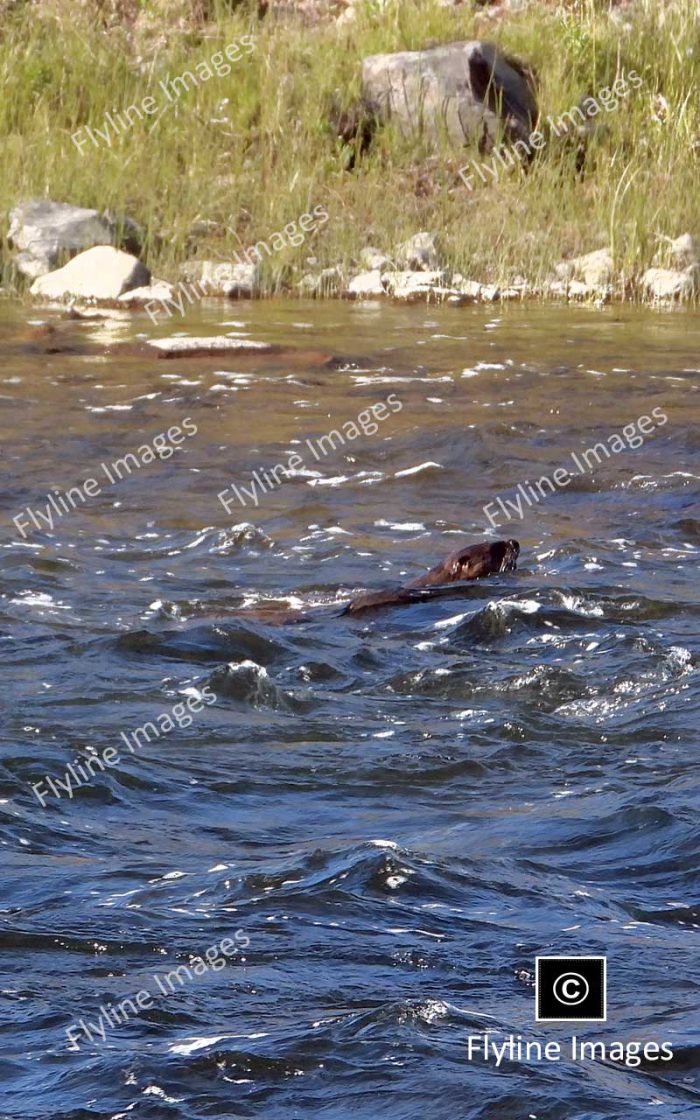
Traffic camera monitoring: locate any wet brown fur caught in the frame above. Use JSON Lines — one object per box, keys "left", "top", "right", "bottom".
{"left": 343, "top": 539, "right": 520, "bottom": 615}
{"left": 231, "top": 539, "right": 519, "bottom": 623}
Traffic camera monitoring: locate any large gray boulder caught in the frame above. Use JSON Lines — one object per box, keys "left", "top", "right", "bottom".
{"left": 30, "top": 247, "right": 150, "bottom": 301}
{"left": 8, "top": 199, "right": 141, "bottom": 280}
{"left": 362, "top": 40, "right": 537, "bottom": 149}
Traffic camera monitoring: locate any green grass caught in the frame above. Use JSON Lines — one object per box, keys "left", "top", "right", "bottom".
{"left": 1, "top": 0, "right": 698, "bottom": 294}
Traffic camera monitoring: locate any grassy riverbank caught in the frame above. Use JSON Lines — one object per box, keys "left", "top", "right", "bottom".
{"left": 1, "top": 0, "right": 698, "bottom": 293}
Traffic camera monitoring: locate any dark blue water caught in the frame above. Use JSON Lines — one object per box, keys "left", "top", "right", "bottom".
{"left": 2, "top": 302, "right": 699, "bottom": 1119}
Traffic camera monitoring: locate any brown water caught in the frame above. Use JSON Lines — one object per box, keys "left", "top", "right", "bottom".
{"left": 2, "top": 298, "right": 699, "bottom": 1120}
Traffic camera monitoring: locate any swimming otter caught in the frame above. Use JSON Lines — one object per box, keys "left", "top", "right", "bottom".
{"left": 342, "top": 538, "right": 520, "bottom": 615}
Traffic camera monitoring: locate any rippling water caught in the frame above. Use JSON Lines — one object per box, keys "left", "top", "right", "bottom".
{"left": 2, "top": 300, "right": 699, "bottom": 1119}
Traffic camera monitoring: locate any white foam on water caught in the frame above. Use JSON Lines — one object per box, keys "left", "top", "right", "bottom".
{"left": 375, "top": 519, "right": 425, "bottom": 531}
{"left": 168, "top": 1035, "right": 230, "bottom": 1056}
{"left": 394, "top": 462, "right": 442, "bottom": 478}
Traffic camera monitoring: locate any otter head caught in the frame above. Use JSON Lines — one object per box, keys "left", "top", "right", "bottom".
{"left": 444, "top": 539, "right": 520, "bottom": 583}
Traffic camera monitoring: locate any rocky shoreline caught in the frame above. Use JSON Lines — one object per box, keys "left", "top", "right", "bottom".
{"left": 6, "top": 198, "right": 698, "bottom": 313}
{"left": 4, "top": 23, "right": 698, "bottom": 314}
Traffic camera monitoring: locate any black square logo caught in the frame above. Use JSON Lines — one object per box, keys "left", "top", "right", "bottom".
{"left": 536, "top": 956, "right": 607, "bottom": 1022}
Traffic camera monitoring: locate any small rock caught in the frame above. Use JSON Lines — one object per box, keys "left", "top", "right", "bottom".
{"left": 299, "top": 267, "right": 342, "bottom": 297}
{"left": 318, "top": 267, "right": 343, "bottom": 294}
{"left": 395, "top": 232, "right": 440, "bottom": 271}
{"left": 642, "top": 267, "right": 699, "bottom": 301}
{"left": 117, "top": 280, "right": 175, "bottom": 305}
{"left": 555, "top": 248, "right": 613, "bottom": 290}
{"left": 425, "top": 286, "right": 463, "bottom": 302}
{"left": 146, "top": 336, "right": 274, "bottom": 359}
{"left": 480, "top": 284, "right": 501, "bottom": 302}
{"left": 181, "top": 260, "right": 260, "bottom": 298}
{"left": 346, "top": 270, "right": 386, "bottom": 298}
{"left": 655, "top": 233, "right": 700, "bottom": 269}
{"left": 383, "top": 270, "right": 446, "bottom": 300}
{"left": 546, "top": 280, "right": 569, "bottom": 298}
{"left": 30, "top": 247, "right": 150, "bottom": 301}
{"left": 360, "top": 246, "right": 392, "bottom": 271}
{"left": 455, "top": 278, "right": 483, "bottom": 300}
{"left": 9, "top": 199, "right": 140, "bottom": 280}
{"left": 567, "top": 279, "right": 594, "bottom": 300}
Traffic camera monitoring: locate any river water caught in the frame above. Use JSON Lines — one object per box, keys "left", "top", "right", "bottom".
{"left": 2, "top": 299, "right": 699, "bottom": 1119}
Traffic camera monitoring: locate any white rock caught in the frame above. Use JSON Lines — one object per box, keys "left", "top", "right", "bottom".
{"left": 455, "top": 278, "right": 483, "bottom": 299}
{"left": 383, "top": 270, "right": 446, "bottom": 300}
{"left": 425, "top": 286, "right": 463, "bottom": 302}
{"left": 655, "top": 233, "right": 700, "bottom": 269}
{"left": 567, "top": 279, "right": 594, "bottom": 299}
{"left": 318, "top": 267, "right": 343, "bottom": 292}
{"left": 146, "top": 336, "right": 274, "bottom": 358}
{"left": 642, "top": 267, "right": 699, "bottom": 301}
{"left": 181, "top": 259, "right": 260, "bottom": 297}
{"left": 117, "top": 280, "right": 175, "bottom": 305}
{"left": 480, "top": 284, "right": 501, "bottom": 302}
{"left": 555, "top": 247, "right": 613, "bottom": 289}
{"left": 346, "top": 270, "right": 386, "bottom": 298}
{"left": 395, "top": 231, "right": 440, "bottom": 270}
{"left": 546, "top": 280, "right": 568, "bottom": 298}
{"left": 298, "top": 267, "right": 342, "bottom": 296}
{"left": 360, "top": 246, "right": 392, "bottom": 271}
{"left": 30, "top": 246, "right": 150, "bottom": 301}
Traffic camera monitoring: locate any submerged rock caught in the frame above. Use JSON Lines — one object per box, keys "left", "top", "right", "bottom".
{"left": 146, "top": 335, "right": 274, "bottom": 358}
{"left": 30, "top": 246, "right": 150, "bottom": 301}
{"left": 8, "top": 199, "right": 140, "bottom": 280}
{"left": 362, "top": 40, "right": 538, "bottom": 150}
